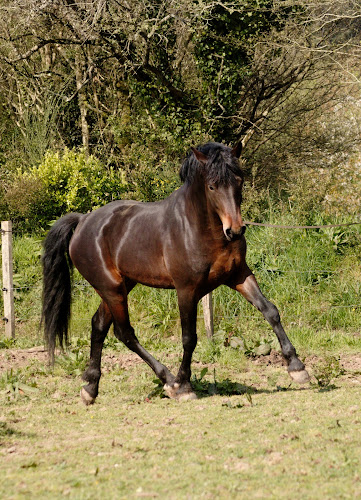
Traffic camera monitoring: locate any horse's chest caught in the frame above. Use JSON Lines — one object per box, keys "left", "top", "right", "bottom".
{"left": 209, "top": 251, "right": 241, "bottom": 282}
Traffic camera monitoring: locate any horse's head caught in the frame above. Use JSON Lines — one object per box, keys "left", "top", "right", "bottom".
{"left": 191, "top": 143, "right": 246, "bottom": 241}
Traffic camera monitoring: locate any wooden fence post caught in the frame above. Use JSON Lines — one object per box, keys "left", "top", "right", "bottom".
{"left": 1, "top": 221, "right": 15, "bottom": 338}
{"left": 202, "top": 292, "right": 214, "bottom": 340}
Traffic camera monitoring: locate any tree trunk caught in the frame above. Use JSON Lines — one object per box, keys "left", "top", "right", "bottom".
{"left": 75, "top": 54, "right": 89, "bottom": 153}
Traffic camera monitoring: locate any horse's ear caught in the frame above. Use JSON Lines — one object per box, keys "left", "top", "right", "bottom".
{"left": 191, "top": 147, "right": 208, "bottom": 166}
{"left": 231, "top": 142, "right": 242, "bottom": 158}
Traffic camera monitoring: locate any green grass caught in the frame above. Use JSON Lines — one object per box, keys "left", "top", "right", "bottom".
{"left": 1, "top": 218, "right": 361, "bottom": 353}
{"left": 0, "top": 348, "right": 360, "bottom": 499}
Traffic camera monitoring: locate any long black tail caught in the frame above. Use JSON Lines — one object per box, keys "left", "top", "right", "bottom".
{"left": 42, "top": 213, "right": 83, "bottom": 361}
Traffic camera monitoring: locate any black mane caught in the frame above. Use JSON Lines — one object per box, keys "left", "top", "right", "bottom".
{"left": 179, "top": 142, "right": 243, "bottom": 186}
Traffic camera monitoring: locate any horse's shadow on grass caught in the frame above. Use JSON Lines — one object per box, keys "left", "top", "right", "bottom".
{"left": 149, "top": 377, "right": 338, "bottom": 400}
{"left": 192, "top": 380, "right": 339, "bottom": 399}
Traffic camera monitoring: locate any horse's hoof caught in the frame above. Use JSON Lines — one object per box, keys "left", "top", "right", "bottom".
{"left": 164, "top": 383, "right": 197, "bottom": 401}
{"left": 178, "top": 391, "right": 198, "bottom": 402}
{"left": 80, "top": 387, "right": 95, "bottom": 405}
{"left": 164, "top": 382, "right": 177, "bottom": 399}
{"left": 289, "top": 369, "right": 310, "bottom": 384}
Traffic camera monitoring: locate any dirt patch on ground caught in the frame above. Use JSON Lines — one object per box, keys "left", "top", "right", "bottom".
{"left": 330, "top": 354, "right": 361, "bottom": 374}
{"left": 252, "top": 350, "right": 361, "bottom": 375}
{"left": 0, "top": 346, "right": 143, "bottom": 373}
{"left": 252, "top": 350, "right": 287, "bottom": 367}
{"left": 1, "top": 346, "right": 361, "bottom": 377}
{"left": 0, "top": 346, "right": 49, "bottom": 372}
{"left": 102, "top": 352, "right": 143, "bottom": 372}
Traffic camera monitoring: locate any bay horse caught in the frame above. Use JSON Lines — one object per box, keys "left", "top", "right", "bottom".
{"left": 42, "top": 142, "right": 309, "bottom": 404}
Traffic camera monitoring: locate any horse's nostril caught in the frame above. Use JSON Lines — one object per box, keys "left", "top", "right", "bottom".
{"left": 225, "top": 228, "right": 233, "bottom": 241}
{"left": 240, "top": 225, "right": 246, "bottom": 236}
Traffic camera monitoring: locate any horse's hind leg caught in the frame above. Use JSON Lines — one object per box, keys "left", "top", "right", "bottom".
{"left": 232, "top": 269, "right": 310, "bottom": 384}
{"left": 105, "top": 283, "right": 176, "bottom": 389}
{"left": 81, "top": 300, "right": 112, "bottom": 405}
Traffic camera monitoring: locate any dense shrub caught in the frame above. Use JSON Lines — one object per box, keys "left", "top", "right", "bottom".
{"left": 4, "top": 149, "right": 127, "bottom": 230}
{"left": 111, "top": 99, "right": 209, "bottom": 202}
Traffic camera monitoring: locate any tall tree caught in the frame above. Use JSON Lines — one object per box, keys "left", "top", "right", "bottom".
{"left": 0, "top": 0, "right": 360, "bottom": 172}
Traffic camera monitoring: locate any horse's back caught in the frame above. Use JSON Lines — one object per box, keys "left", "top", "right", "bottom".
{"left": 69, "top": 199, "right": 175, "bottom": 289}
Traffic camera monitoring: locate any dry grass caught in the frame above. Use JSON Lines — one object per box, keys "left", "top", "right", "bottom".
{"left": 0, "top": 347, "right": 360, "bottom": 499}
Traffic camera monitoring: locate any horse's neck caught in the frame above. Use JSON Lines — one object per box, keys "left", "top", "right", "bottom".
{"left": 182, "top": 183, "right": 223, "bottom": 237}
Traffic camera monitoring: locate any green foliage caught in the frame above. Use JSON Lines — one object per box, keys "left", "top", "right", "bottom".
{"left": 12, "top": 236, "right": 42, "bottom": 289}
{"left": 0, "top": 338, "right": 16, "bottom": 349}
{"left": 245, "top": 339, "right": 273, "bottom": 357}
{"left": 0, "top": 368, "right": 38, "bottom": 402}
{"left": 147, "top": 378, "right": 166, "bottom": 399}
{"left": 30, "top": 148, "right": 127, "bottom": 214}
{"left": 190, "top": 367, "right": 251, "bottom": 397}
{"left": 313, "top": 355, "right": 345, "bottom": 389}
{"left": 0, "top": 421, "right": 17, "bottom": 438}
{"left": 16, "top": 92, "right": 62, "bottom": 167}
{"left": 5, "top": 149, "right": 127, "bottom": 229}
{"left": 111, "top": 95, "right": 207, "bottom": 201}
{"left": 193, "top": 0, "right": 297, "bottom": 139}
{"left": 55, "top": 349, "right": 88, "bottom": 377}
{"left": 0, "top": 0, "right": 360, "bottom": 225}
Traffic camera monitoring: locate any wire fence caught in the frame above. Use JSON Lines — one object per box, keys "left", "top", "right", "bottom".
{"left": 0, "top": 268, "right": 348, "bottom": 293}
{"left": 2, "top": 219, "right": 361, "bottom": 338}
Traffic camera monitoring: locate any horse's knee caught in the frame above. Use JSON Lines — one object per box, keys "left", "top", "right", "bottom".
{"left": 262, "top": 302, "right": 280, "bottom": 326}
{"left": 182, "top": 333, "right": 197, "bottom": 352}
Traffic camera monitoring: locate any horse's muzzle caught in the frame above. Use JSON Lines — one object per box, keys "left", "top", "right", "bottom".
{"left": 224, "top": 225, "right": 246, "bottom": 241}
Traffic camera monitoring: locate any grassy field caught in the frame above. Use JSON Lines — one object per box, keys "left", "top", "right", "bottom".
{"left": 1, "top": 220, "right": 361, "bottom": 498}
{"left": 0, "top": 340, "right": 361, "bottom": 500}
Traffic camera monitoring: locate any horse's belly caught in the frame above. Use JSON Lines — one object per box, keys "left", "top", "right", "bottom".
{"left": 116, "top": 254, "right": 174, "bottom": 289}
{"left": 120, "top": 266, "right": 175, "bottom": 289}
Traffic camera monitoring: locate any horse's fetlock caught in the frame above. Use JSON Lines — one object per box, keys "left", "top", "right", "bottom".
{"left": 282, "top": 344, "right": 297, "bottom": 360}
{"left": 287, "top": 357, "right": 305, "bottom": 372}
{"left": 82, "top": 366, "right": 101, "bottom": 383}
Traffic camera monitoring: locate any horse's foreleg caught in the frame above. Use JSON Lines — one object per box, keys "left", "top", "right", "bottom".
{"left": 81, "top": 300, "right": 112, "bottom": 405}
{"left": 232, "top": 270, "right": 310, "bottom": 384}
{"left": 164, "top": 291, "right": 198, "bottom": 401}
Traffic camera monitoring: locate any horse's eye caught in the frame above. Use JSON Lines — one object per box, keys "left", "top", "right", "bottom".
{"left": 208, "top": 185, "right": 215, "bottom": 191}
